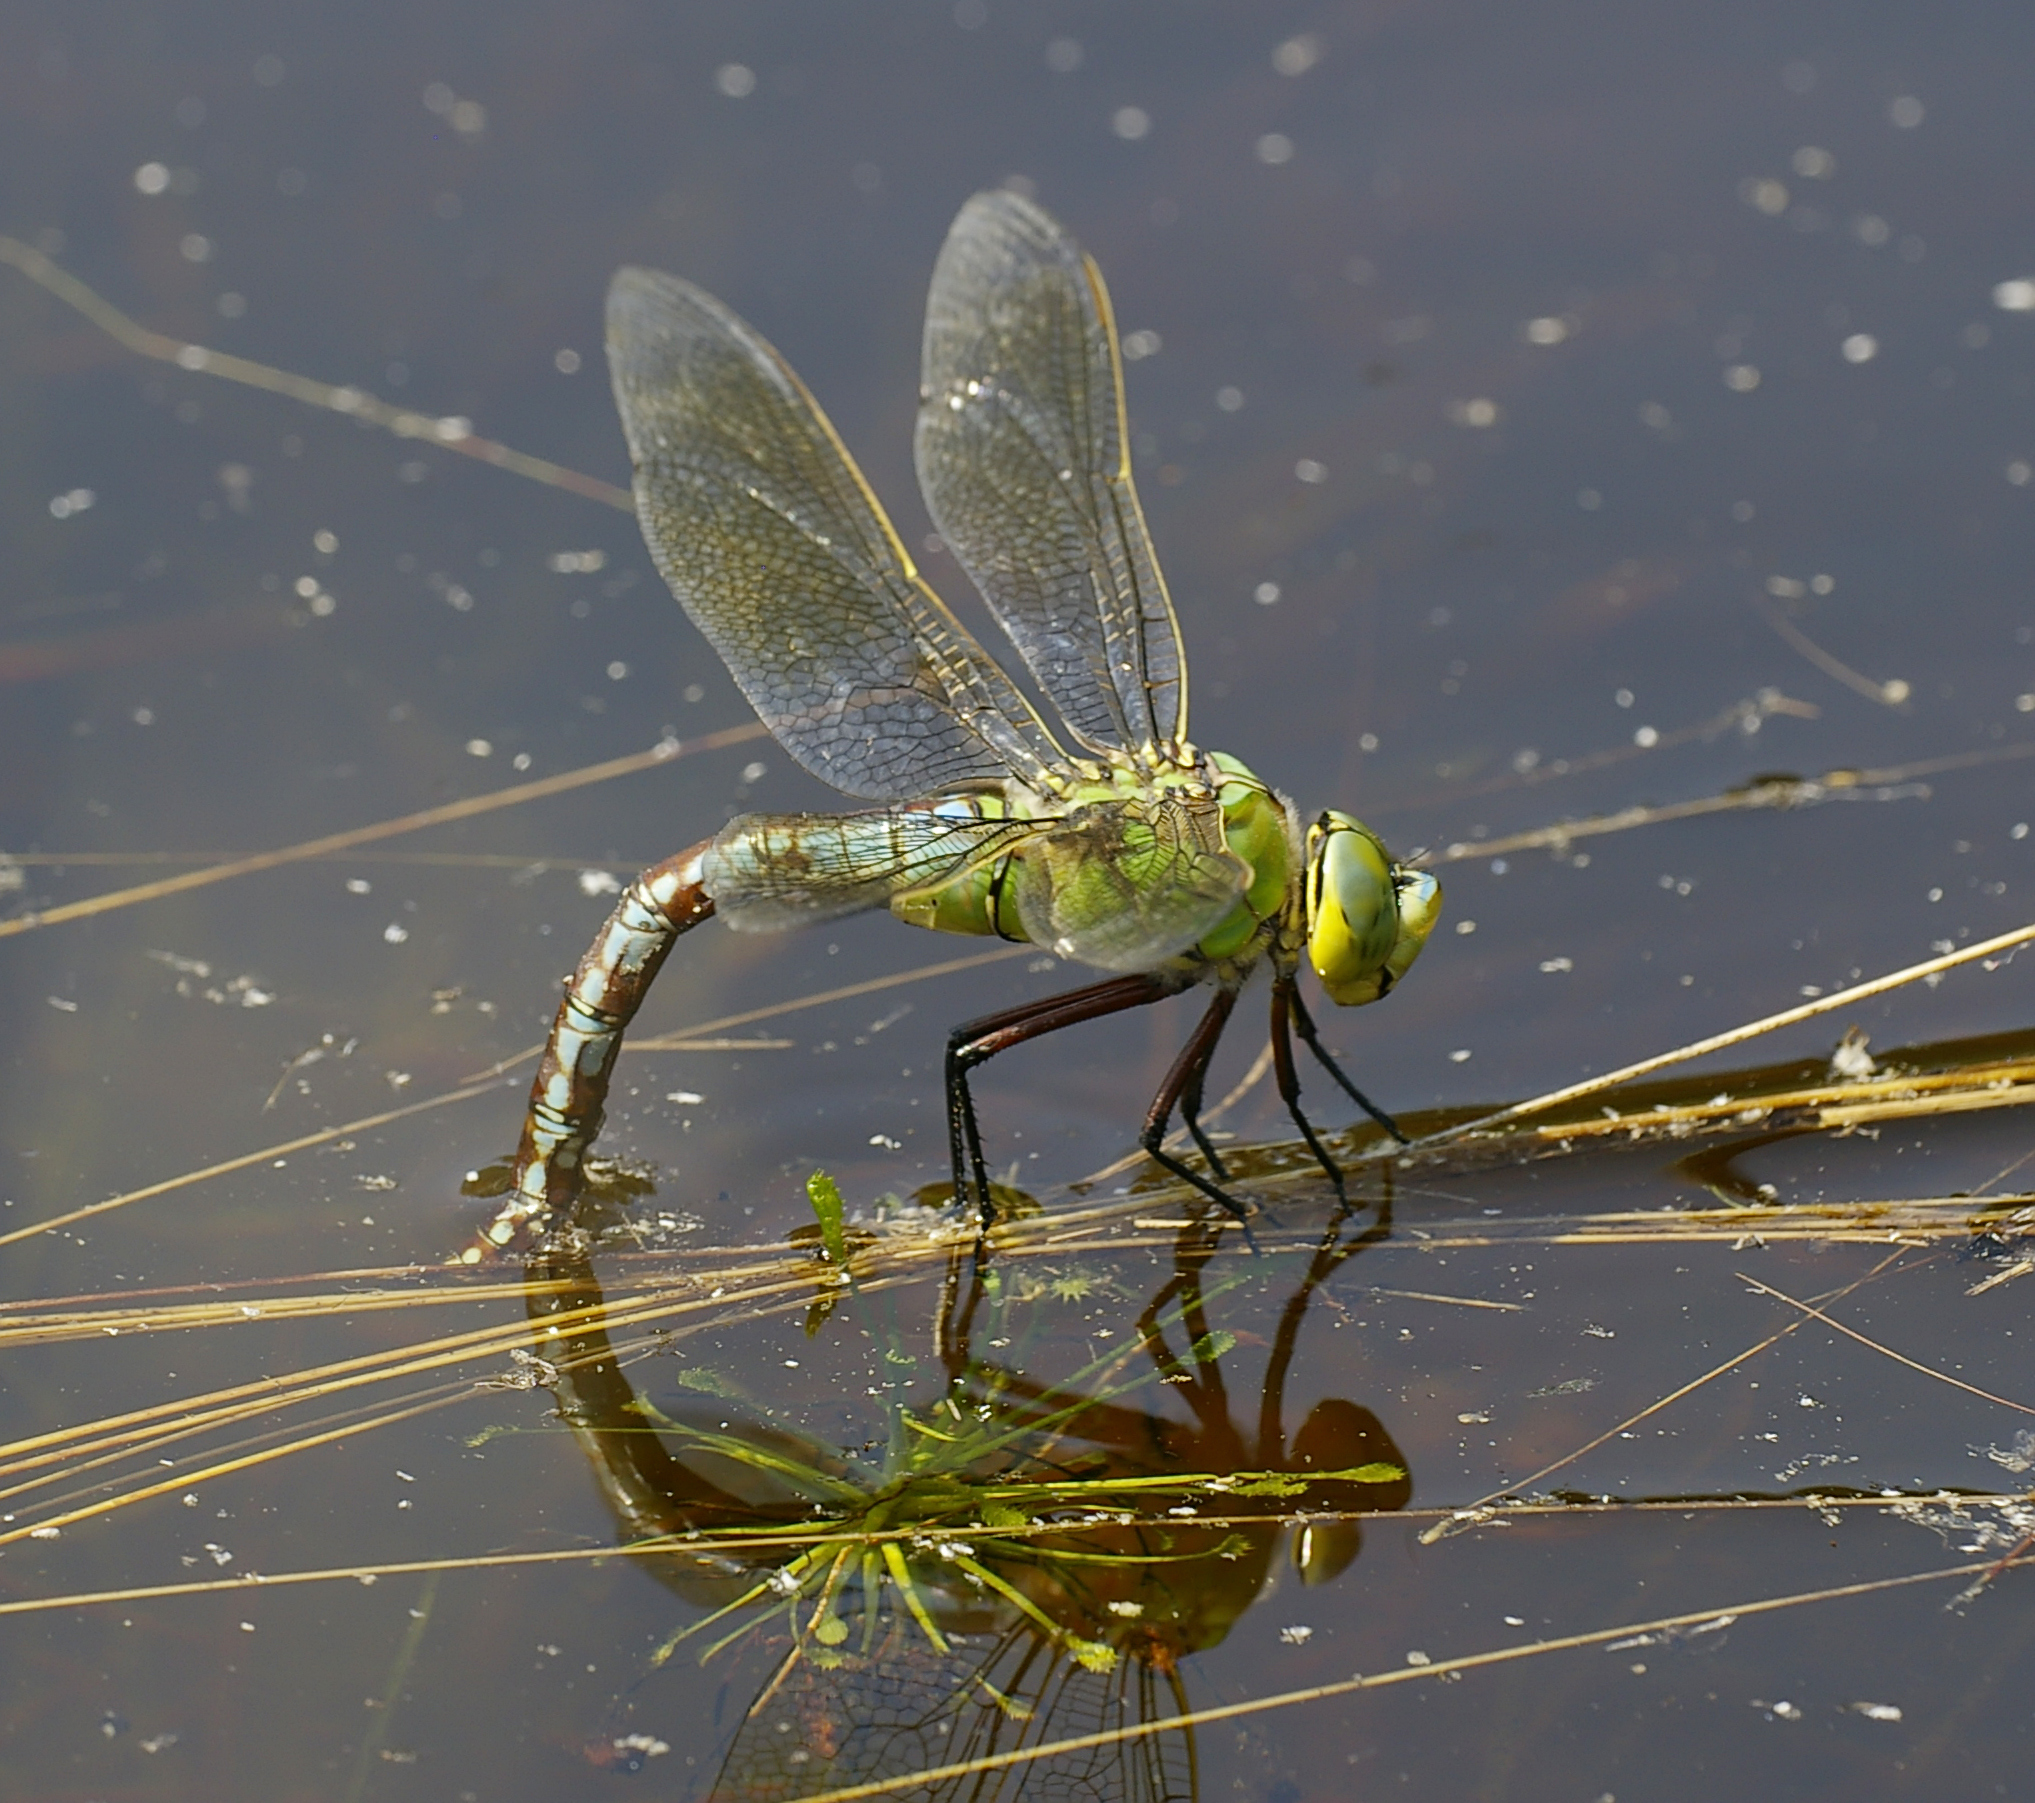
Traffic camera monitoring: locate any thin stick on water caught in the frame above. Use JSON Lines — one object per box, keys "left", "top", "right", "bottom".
{"left": 1421, "top": 1249, "right": 1914, "bottom": 1539}
{"left": 1399, "top": 918, "right": 2035, "bottom": 1155}
{"left": 0, "top": 235, "right": 634, "bottom": 512}
{"left": 787, "top": 1556, "right": 2031, "bottom": 1803}
{"left": 1737, "top": 1273, "right": 2035, "bottom": 1417}
{"left": 1421, "top": 742, "right": 2035, "bottom": 866}
{"left": 1393, "top": 687, "right": 1822, "bottom": 814}
{"left": 0, "top": 1079, "right": 507, "bottom": 1251}
{"left": 0, "top": 724, "right": 764, "bottom": 941}
{"left": 1756, "top": 596, "right": 1911, "bottom": 710}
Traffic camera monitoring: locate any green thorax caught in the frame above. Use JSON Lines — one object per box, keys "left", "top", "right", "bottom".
{"left": 890, "top": 749, "right": 1292, "bottom": 973}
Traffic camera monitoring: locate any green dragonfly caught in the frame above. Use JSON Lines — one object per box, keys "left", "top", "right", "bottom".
{"left": 481, "top": 191, "right": 1440, "bottom": 1253}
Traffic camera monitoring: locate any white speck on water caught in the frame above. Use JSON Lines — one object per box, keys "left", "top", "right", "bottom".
{"left": 1741, "top": 177, "right": 1789, "bottom": 215}
{"left": 1523, "top": 316, "right": 1570, "bottom": 345}
{"left": 383, "top": 923, "right": 409, "bottom": 945}
{"left": 1272, "top": 34, "right": 1322, "bottom": 76}
{"left": 1256, "top": 133, "right": 1295, "bottom": 166}
{"left": 1112, "top": 106, "right": 1150, "bottom": 141}
{"left": 1888, "top": 95, "right": 1925, "bottom": 128}
{"left": 134, "top": 161, "right": 171, "bottom": 194}
{"left": 715, "top": 63, "right": 755, "bottom": 98}
{"left": 1841, "top": 333, "right": 1879, "bottom": 363}
{"left": 1254, "top": 582, "right": 1281, "bottom": 605}
{"left": 1994, "top": 279, "right": 2035, "bottom": 312}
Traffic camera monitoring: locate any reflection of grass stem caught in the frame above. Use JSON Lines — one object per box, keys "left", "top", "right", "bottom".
{"left": 341, "top": 1572, "right": 439, "bottom": 1803}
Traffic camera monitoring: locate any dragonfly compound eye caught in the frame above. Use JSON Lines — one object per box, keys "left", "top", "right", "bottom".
{"left": 1306, "top": 812, "right": 1440, "bottom": 1005}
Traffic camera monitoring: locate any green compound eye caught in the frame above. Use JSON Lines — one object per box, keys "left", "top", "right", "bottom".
{"left": 1305, "top": 812, "right": 1442, "bottom": 1006}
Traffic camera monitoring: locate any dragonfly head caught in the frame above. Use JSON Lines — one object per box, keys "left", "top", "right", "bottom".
{"left": 1303, "top": 812, "right": 1443, "bottom": 1006}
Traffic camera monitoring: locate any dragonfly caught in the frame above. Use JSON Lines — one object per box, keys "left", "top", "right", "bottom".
{"left": 481, "top": 190, "right": 1440, "bottom": 1253}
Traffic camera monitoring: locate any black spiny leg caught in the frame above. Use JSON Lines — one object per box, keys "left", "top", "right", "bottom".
{"left": 1137, "top": 988, "right": 1256, "bottom": 1219}
{"left": 1174, "top": 988, "right": 1239, "bottom": 1180}
{"left": 1286, "top": 981, "right": 1409, "bottom": 1145}
{"left": 946, "top": 973, "right": 1175, "bottom": 1224}
{"left": 1269, "top": 974, "right": 1348, "bottom": 1203}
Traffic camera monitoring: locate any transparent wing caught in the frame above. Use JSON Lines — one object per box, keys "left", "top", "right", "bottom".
{"left": 916, "top": 191, "right": 1189, "bottom": 765}
{"left": 705, "top": 808, "right": 1035, "bottom": 933}
{"left": 609, "top": 268, "right": 1066, "bottom": 804}
{"left": 1008, "top": 792, "right": 1246, "bottom": 973}
{"left": 713, "top": 1605, "right": 1194, "bottom": 1803}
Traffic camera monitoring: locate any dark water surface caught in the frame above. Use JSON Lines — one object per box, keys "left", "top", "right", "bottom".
{"left": 4, "top": 3, "right": 2034, "bottom": 1798}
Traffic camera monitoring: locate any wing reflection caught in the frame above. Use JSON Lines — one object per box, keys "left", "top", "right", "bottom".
{"left": 523, "top": 1203, "right": 1411, "bottom": 1799}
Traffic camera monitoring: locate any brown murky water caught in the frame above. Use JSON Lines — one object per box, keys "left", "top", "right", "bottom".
{"left": 4, "top": 4, "right": 2033, "bottom": 1798}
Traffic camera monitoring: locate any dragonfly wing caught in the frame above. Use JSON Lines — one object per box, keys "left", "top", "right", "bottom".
{"left": 705, "top": 809, "right": 1033, "bottom": 933}
{"left": 1008, "top": 793, "right": 1247, "bottom": 973}
{"left": 916, "top": 191, "right": 1189, "bottom": 764}
{"left": 610, "top": 269, "right": 1064, "bottom": 803}
{"left": 713, "top": 1592, "right": 1195, "bottom": 1803}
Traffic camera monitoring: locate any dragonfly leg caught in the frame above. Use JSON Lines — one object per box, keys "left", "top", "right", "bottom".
{"left": 1138, "top": 988, "right": 1257, "bottom": 1219}
{"left": 1269, "top": 975, "right": 1348, "bottom": 1204}
{"left": 1172, "top": 988, "right": 1239, "bottom": 1180}
{"left": 946, "top": 973, "right": 1176, "bottom": 1224}
{"left": 479, "top": 843, "right": 717, "bottom": 1255}
{"left": 1285, "top": 982, "right": 1409, "bottom": 1145}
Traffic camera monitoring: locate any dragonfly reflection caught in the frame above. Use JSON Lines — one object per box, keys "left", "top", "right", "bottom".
{"left": 484, "top": 192, "right": 1439, "bottom": 1253}
{"left": 524, "top": 1200, "right": 1412, "bottom": 1799}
